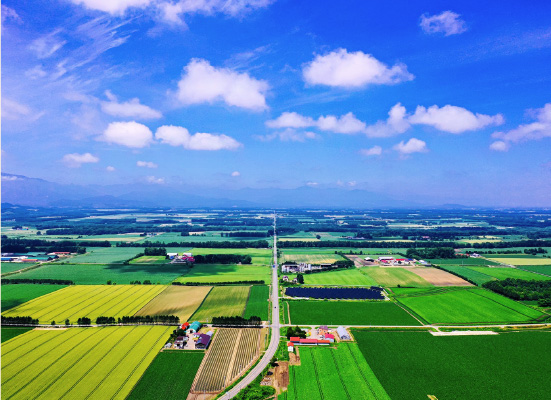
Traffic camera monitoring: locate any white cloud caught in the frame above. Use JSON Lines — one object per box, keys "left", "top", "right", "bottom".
{"left": 101, "top": 121, "right": 154, "bottom": 148}
{"left": 2, "top": 5, "right": 22, "bottom": 24}
{"left": 360, "top": 146, "right": 383, "bottom": 156}
{"left": 70, "top": 0, "right": 153, "bottom": 14}
{"left": 489, "top": 140, "right": 510, "bottom": 152}
{"left": 492, "top": 103, "right": 551, "bottom": 147}
{"left": 364, "top": 103, "right": 410, "bottom": 137}
{"left": 62, "top": 152, "right": 100, "bottom": 167}
{"left": 231, "top": 171, "right": 241, "bottom": 177}
{"left": 101, "top": 91, "right": 162, "bottom": 119}
{"left": 408, "top": 104, "right": 504, "bottom": 133}
{"left": 106, "top": 166, "right": 116, "bottom": 172}
{"left": 2, "top": 175, "right": 19, "bottom": 181}
{"left": 420, "top": 11, "right": 467, "bottom": 36}
{"left": 176, "top": 59, "right": 269, "bottom": 110}
{"left": 137, "top": 160, "right": 158, "bottom": 168}
{"left": 306, "top": 181, "right": 318, "bottom": 187}
{"left": 156, "top": 125, "right": 242, "bottom": 150}
{"left": 266, "top": 112, "right": 314, "bottom": 129}
{"left": 256, "top": 129, "right": 318, "bottom": 142}
{"left": 302, "top": 48, "right": 414, "bottom": 88}
{"left": 1, "top": 98, "right": 45, "bottom": 122}
{"left": 29, "top": 30, "right": 67, "bottom": 59}
{"left": 25, "top": 66, "right": 48, "bottom": 80}
{"left": 347, "top": 181, "right": 357, "bottom": 187}
{"left": 266, "top": 112, "right": 366, "bottom": 134}
{"left": 393, "top": 138, "right": 428, "bottom": 154}
{"left": 145, "top": 175, "right": 165, "bottom": 184}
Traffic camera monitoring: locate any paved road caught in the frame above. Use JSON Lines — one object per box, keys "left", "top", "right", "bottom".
{"left": 221, "top": 214, "right": 280, "bottom": 399}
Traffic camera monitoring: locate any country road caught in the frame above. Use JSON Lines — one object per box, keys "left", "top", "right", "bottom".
{"left": 221, "top": 213, "right": 280, "bottom": 399}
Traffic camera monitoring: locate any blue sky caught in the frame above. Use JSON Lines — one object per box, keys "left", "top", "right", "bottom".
{"left": 2, "top": 0, "right": 551, "bottom": 206}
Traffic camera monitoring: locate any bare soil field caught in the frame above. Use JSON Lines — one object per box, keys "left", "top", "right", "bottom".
{"left": 408, "top": 267, "right": 473, "bottom": 286}
{"left": 345, "top": 255, "right": 377, "bottom": 267}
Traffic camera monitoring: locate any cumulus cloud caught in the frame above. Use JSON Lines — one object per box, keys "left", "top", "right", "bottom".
{"left": 302, "top": 48, "right": 414, "bottom": 88}
{"left": 101, "top": 91, "right": 162, "bottom": 119}
{"left": 70, "top": 0, "right": 153, "bottom": 14}
{"left": 266, "top": 112, "right": 314, "bottom": 129}
{"left": 176, "top": 59, "right": 269, "bottom": 110}
{"left": 29, "top": 30, "right": 67, "bottom": 59}
{"left": 62, "top": 152, "right": 100, "bottom": 167}
{"left": 364, "top": 103, "right": 410, "bottom": 138}
{"left": 145, "top": 175, "right": 165, "bottom": 184}
{"left": 393, "top": 138, "right": 428, "bottom": 155}
{"left": 256, "top": 129, "right": 318, "bottom": 142}
{"left": 360, "top": 146, "right": 383, "bottom": 156}
{"left": 137, "top": 160, "right": 158, "bottom": 168}
{"left": 420, "top": 11, "right": 467, "bottom": 36}
{"left": 106, "top": 166, "right": 116, "bottom": 172}
{"left": 489, "top": 140, "right": 510, "bottom": 152}
{"left": 491, "top": 103, "right": 551, "bottom": 148}
{"left": 266, "top": 112, "right": 366, "bottom": 134}
{"left": 156, "top": 125, "right": 242, "bottom": 150}
{"left": 231, "top": 171, "right": 241, "bottom": 177}
{"left": 408, "top": 105, "right": 504, "bottom": 133}
{"left": 101, "top": 121, "right": 154, "bottom": 148}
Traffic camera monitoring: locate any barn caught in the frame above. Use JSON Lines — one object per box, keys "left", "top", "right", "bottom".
{"left": 337, "top": 326, "right": 351, "bottom": 340}
{"left": 186, "top": 321, "right": 202, "bottom": 335}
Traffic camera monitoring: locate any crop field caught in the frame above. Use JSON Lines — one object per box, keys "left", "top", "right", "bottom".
{"left": 436, "top": 265, "right": 496, "bottom": 285}
{"left": 407, "top": 267, "right": 472, "bottom": 286}
{"left": 12, "top": 262, "right": 190, "bottom": 284}
{"left": 486, "top": 256, "right": 551, "bottom": 265}
{"left": 359, "top": 267, "right": 433, "bottom": 287}
{"left": 1, "top": 284, "right": 67, "bottom": 311}
{"left": 75, "top": 233, "right": 145, "bottom": 242}
{"left": 281, "top": 343, "right": 390, "bottom": 400}
{"left": 175, "top": 264, "right": 270, "bottom": 284}
{"left": 66, "top": 247, "right": 145, "bottom": 263}
{"left": 191, "top": 286, "right": 250, "bottom": 322}
{"left": 2, "top": 285, "right": 166, "bottom": 324}
{"left": 154, "top": 232, "right": 267, "bottom": 243}
{"left": 1, "top": 262, "right": 39, "bottom": 275}
{"left": 467, "top": 266, "right": 551, "bottom": 281}
{"left": 280, "top": 253, "right": 344, "bottom": 264}
{"left": 395, "top": 287, "right": 544, "bottom": 324}
{"left": 1, "top": 327, "right": 33, "bottom": 343}
{"left": 127, "top": 351, "right": 204, "bottom": 399}
{"left": 190, "top": 248, "right": 272, "bottom": 265}
{"left": 129, "top": 256, "right": 168, "bottom": 264}
{"left": 353, "top": 330, "right": 551, "bottom": 400}
{"left": 192, "top": 328, "right": 261, "bottom": 393}
{"left": 428, "top": 258, "right": 499, "bottom": 266}
{"left": 286, "top": 269, "right": 378, "bottom": 286}
{"left": 134, "top": 285, "right": 212, "bottom": 322}
{"left": 516, "top": 265, "right": 551, "bottom": 276}
{"left": 1, "top": 326, "right": 171, "bottom": 400}
{"left": 286, "top": 287, "right": 384, "bottom": 300}
{"left": 243, "top": 285, "right": 270, "bottom": 320}
{"left": 286, "top": 300, "right": 421, "bottom": 326}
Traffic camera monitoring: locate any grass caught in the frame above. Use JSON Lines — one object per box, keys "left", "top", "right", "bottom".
{"left": 285, "top": 300, "right": 421, "bottom": 326}
{"left": 280, "top": 253, "right": 344, "bottom": 264}
{"left": 281, "top": 343, "right": 390, "bottom": 400}
{"left": 0, "top": 326, "right": 171, "bottom": 400}
{"left": 127, "top": 351, "right": 204, "bottom": 399}
{"left": 486, "top": 257, "right": 551, "bottom": 265}
{"left": 1, "top": 327, "right": 33, "bottom": 343}
{"left": 353, "top": 330, "right": 551, "bottom": 400}
{"left": 396, "top": 287, "right": 544, "bottom": 324}
{"left": 65, "top": 247, "right": 146, "bottom": 264}
{"left": 175, "top": 264, "right": 270, "bottom": 284}
{"left": 1, "top": 285, "right": 166, "bottom": 324}
{"left": 428, "top": 258, "right": 499, "bottom": 266}
{"left": 11, "top": 263, "right": 190, "bottom": 284}
{"left": 436, "top": 265, "right": 496, "bottom": 285}
{"left": 285, "top": 268, "right": 378, "bottom": 286}
{"left": 1, "top": 284, "right": 67, "bottom": 311}
{"left": 516, "top": 265, "right": 551, "bottom": 276}
{"left": 243, "top": 285, "right": 270, "bottom": 320}
{"left": 134, "top": 285, "right": 212, "bottom": 322}
{"left": 191, "top": 286, "right": 250, "bottom": 322}
{"left": 129, "top": 256, "right": 168, "bottom": 264}
{"left": 1, "top": 262, "right": 40, "bottom": 275}
{"left": 190, "top": 248, "right": 272, "bottom": 266}
{"left": 359, "top": 267, "right": 432, "bottom": 287}
{"left": 467, "top": 266, "right": 551, "bottom": 281}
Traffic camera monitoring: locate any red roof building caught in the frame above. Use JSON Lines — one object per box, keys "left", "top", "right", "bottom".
{"left": 317, "top": 340, "right": 330, "bottom": 345}
{"left": 299, "top": 339, "right": 318, "bottom": 345}
{"left": 325, "top": 334, "right": 335, "bottom": 340}
{"left": 290, "top": 337, "right": 301, "bottom": 343}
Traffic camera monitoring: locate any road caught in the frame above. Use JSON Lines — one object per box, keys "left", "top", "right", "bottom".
{"left": 221, "top": 213, "right": 280, "bottom": 399}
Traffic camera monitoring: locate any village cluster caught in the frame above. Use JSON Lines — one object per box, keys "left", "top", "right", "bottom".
{"left": 287, "top": 326, "right": 352, "bottom": 352}
{"left": 166, "top": 321, "right": 213, "bottom": 350}
{"left": 1, "top": 251, "right": 72, "bottom": 263}
{"left": 167, "top": 252, "right": 195, "bottom": 263}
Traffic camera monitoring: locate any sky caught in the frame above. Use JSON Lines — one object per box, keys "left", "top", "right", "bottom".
{"left": 2, "top": 0, "right": 551, "bottom": 206}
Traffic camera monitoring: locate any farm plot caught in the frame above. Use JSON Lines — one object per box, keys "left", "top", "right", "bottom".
{"left": 191, "top": 328, "right": 261, "bottom": 394}
{"left": 467, "top": 267, "right": 551, "bottom": 281}
{"left": 191, "top": 286, "right": 250, "bottom": 322}
{"left": 129, "top": 256, "right": 168, "bottom": 264}
{"left": 286, "top": 301, "right": 421, "bottom": 326}
{"left": 395, "top": 287, "right": 544, "bottom": 324}
{"left": 190, "top": 248, "right": 272, "bottom": 266}
{"left": 134, "top": 285, "right": 212, "bottom": 322}
{"left": 436, "top": 265, "right": 496, "bottom": 285}
{"left": 280, "top": 253, "right": 344, "bottom": 264}
{"left": 407, "top": 267, "right": 472, "bottom": 286}
{"left": 127, "top": 351, "right": 204, "bottom": 400}
{"left": 1, "top": 327, "right": 33, "bottom": 343}
{"left": 286, "top": 287, "right": 384, "bottom": 300}
{"left": 65, "top": 247, "right": 145, "bottom": 263}
{"left": 428, "top": 258, "right": 499, "bottom": 266}
{"left": 293, "top": 268, "right": 377, "bottom": 286}
{"left": 12, "top": 262, "right": 190, "bottom": 284}
{"left": 1, "top": 326, "right": 171, "bottom": 400}
{"left": 175, "top": 264, "right": 270, "bottom": 284}
{"left": 244, "top": 285, "right": 270, "bottom": 320}
{"left": 486, "top": 256, "right": 551, "bottom": 266}
{"left": 282, "top": 343, "right": 390, "bottom": 400}
{"left": 1, "top": 285, "right": 166, "bottom": 324}
{"left": 1, "top": 284, "right": 67, "bottom": 311}
{"left": 517, "top": 265, "right": 551, "bottom": 276}
{"left": 353, "top": 330, "right": 551, "bottom": 400}
{"left": 360, "top": 267, "right": 432, "bottom": 287}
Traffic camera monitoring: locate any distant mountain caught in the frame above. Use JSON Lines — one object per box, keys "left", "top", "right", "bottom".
{"left": 1, "top": 172, "right": 420, "bottom": 209}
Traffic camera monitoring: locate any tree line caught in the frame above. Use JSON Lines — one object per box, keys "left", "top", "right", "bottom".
{"left": 194, "top": 254, "right": 252, "bottom": 264}
{"left": 172, "top": 280, "right": 264, "bottom": 286}
{"left": 483, "top": 278, "right": 551, "bottom": 306}
{"left": 220, "top": 231, "right": 269, "bottom": 237}
{"left": 406, "top": 247, "right": 457, "bottom": 259}
{"left": 116, "top": 240, "right": 270, "bottom": 248}
{"left": 211, "top": 316, "right": 262, "bottom": 327}
{"left": 1, "top": 316, "right": 39, "bottom": 325}
{"left": 278, "top": 239, "right": 551, "bottom": 249}
{"left": 2, "top": 278, "right": 74, "bottom": 285}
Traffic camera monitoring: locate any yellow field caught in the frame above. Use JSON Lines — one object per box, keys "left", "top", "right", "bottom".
{"left": 135, "top": 285, "right": 212, "bottom": 321}
{"left": 1, "top": 285, "right": 166, "bottom": 324}
{"left": 487, "top": 257, "right": 551, "bottom": 266}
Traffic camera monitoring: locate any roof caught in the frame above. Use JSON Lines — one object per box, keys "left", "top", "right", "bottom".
{"left": 188, "top": 321, "right": 202, "bottom": 330}
{"left": 319, "top": 325, "right": 328, "bottom": 330}
{"left": 287, "top": 342, "right": 294, "bottom": 347}
{"left": 337, "top": 326, "right": 349, "bottom": 337}
{"left": 325, "top": 334, "right": 335, "bottom": 339}
{"left": 318, "top": 340, "right": 330, "bottom": 344}
{"left": 299, "top": 339, "right": 318, "bottom": 344}
{"left": 197, "top": 334, "right": 211, "bottom": 346}
{"left": 290, "top": 337, "right": 301, "bottom": 342}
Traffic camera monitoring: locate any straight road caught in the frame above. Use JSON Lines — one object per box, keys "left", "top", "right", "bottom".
{"left": 221, "top": 214, "right": 280, "bottom": 399}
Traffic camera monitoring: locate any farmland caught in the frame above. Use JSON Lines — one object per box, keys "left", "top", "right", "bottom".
{"left": 486, "top": 256, "right": 551, "bottom": 265}
{"left": 280, "top": 253, "right": 344, "bottom": 264}
{"left": 517, "top": 265, "right": 551, "bottom": 276}
{"left": 407, "top": 267, "right": 472, "bottom": 286}
{"left": 190, "top": 248, "right": 272, "bottom": 266}
{"left": 134, "top": 285, "right": 212, "bottom": 322}
{"left": 359, "top": 267, "right": 433, "bottom": 287}
{"left": 428, "top": 258, "right": 499, "bottom": 266}
{"left": 1, "top": 326, "right": 171, "bottom": 400}
{"left": 129, "top": 255, "right": 168, "bottom": 264}
{"left": 243, "top": 285, "right": 270, "bottom": 320}
{"left": 467, "top": 266, "right": 551, "bottom": 281}
{"left": 285, "top": 300, "right": 421, "bottom": 326}
{"left": 66, "top": 247, "right": 146, "bottom": 264}
{"left": 1, "top": 284, "right": 67, "bottom": 310}
{"left": 191, "top": 286, "right": 250, "bottom": 322}
{"left": 286, "top": 287, "right": 384, "bottom": 300}
{"left": 288, "top": 268, "right": 377, "bottom": 286}
{"left": 353, "top": 330, "right": 551, "bottom": 400}
{"left": 281, "top": 343, "right": 390, "bottom": 400}
{"left": 1, "top": 327, "right": 33, "bottom": 343}
{"left": 175, "top": 264, "right": 270, "bottom": 284}
{"left": 127, "top": 351, "right": 204, "bottom": 399}
{"left": 395, "top": 287, "right": 544, "bottom": 324}
{"left": 436, "top": 265, "right": 496, "bottom": 285}
{"left": 192, "top": 328, "right": 261, "bottom": 393}
{"left": 1, "top": 285, "right": 166, "bottom": 324}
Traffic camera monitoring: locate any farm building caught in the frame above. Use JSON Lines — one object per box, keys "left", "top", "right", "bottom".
{"left": 287, "top": 342, "right": 294, "bottom": 352}
{"left": 196, "top": 334, "right": 211, "bottom": 349}
{"left": 175, "top": 336, "right": 187, "bottom": 346}
{"left": 186, "top": 321, "right": 202, "bottom": 335}
{"left": 337, "top": 326, "right": 351, "bottom": 340}
{"left": 299, "top": 339, "right": 318, "bottom": 345}
{"left": 181, "top": 322, "right": 190, "bottom": 330}
{"left": 325, "top": 334, "right": 335, "bottom": 343}
{"left": 378, "top": 256, "right": 394, "bottom": 261}
{"left": 364, "top": 257, "right": 374, "bottom": 262}
{"left": 318, "top": 325, "right": 329, "bottom": 336}
{"left": 289, "top": 337, "right": 302, "bottom": 343}
{"left": 167, "top": 253, "right": 178, "bottom": 259}
{"left": 317, "top": 340, "right": 330, "bottom": 345}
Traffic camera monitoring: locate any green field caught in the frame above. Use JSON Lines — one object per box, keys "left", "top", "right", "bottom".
{"left": 11, "top": 263, "right": 190, "bottom": 284}
{"left": 243, "top": 285, "right": 270, "bottom": 320}
{"left": 1, "top": 262, "right": 39, "bottom": 275}
{"left": 360, "top": 267, "right": 432, "bottom": 287}
{"left": 487, "top": 256, "right": 551, "bottom": 265}
{"left": 436, "top": 265, "right": 495, "bottom": 285}
{"left": 190, "top": 248, "right": 272, "bottom": 265}
{"left": 516, "top": 265, "right": 551, "bottom": 276}
{"left": 353, "top": 330, "right": 551, "bottom": 400}
{"left": 396, "top": 287, "right": 544, "bottom": 324}
{"left": 468, "top": 266, "right": 551, "bottom": 281}
{"left": 1, "top": 327, "right": 33, "bottom": 343}
{"left": 129, "top": 256, "right": 169, "bottom": 264}
{"left": 280, "top": 253, "right": 344, "bottom": 264}
{"left": 191, "top": 286, "right": 250, "bottom": 322}
{"left": 175, "top": 264, "right": 270, "bottom": 284}
{"left": 127, "top": 351, "right": 204, "bottom": 399}
{"left": 65, "top": 247, "right": 146, "bottom": 263}
{"left": 428, "top": 258, "right": 499, "bottom": 266}
{"left": 285, "top": 268, "right": 378, "bottom": 286}
{"left": 2, "top": 285, "right": 166, "bottom": 324}
{"left": 286, "top": 300, "right": 421, "bottom": 326}
{"left": 1, "top": 326, "right": 171, "bottom": 400}
{"left": 1, "top": 284, "right": 68, "bottom": 311}
{"left": 155, "top": 231, "right": 268, "bottom": 243}
{"left": 281, "top": 343, "right": 390, "bottom": 400}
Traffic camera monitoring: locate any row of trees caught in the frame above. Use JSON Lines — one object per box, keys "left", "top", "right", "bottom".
{"left": 406, "top": 247, "right": 457, "bottom": 259}
{"left": 278, "top": 239, "right": 551, "bottom": 249}
{"left": 483, "top": 278, "right": 551, "bottom": 306}
{"left": 212, "top": 315, "right": 262, "bottom": 326}
{"left": 2, "top": 278, "right": 74, "bottom": 285}
{"left": 1, "top": 316, "right": 39, "bottom": 325}
{"left": 220, "top": 231, "right": 269, "bottom": 237}
{"left": 116, "top": 240, "right": 270, "bottom": 248}
{"left": 285, "top": 326, "right": 306, "bottom": 339}
{"left": 172, "top": 280, "right": 265, "bottom": 286}
{"left": 144, "top": 247, "right": 167, "bottom": 256}
{"left": 193, "top": 254, "right": 252, "bottom": 264}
